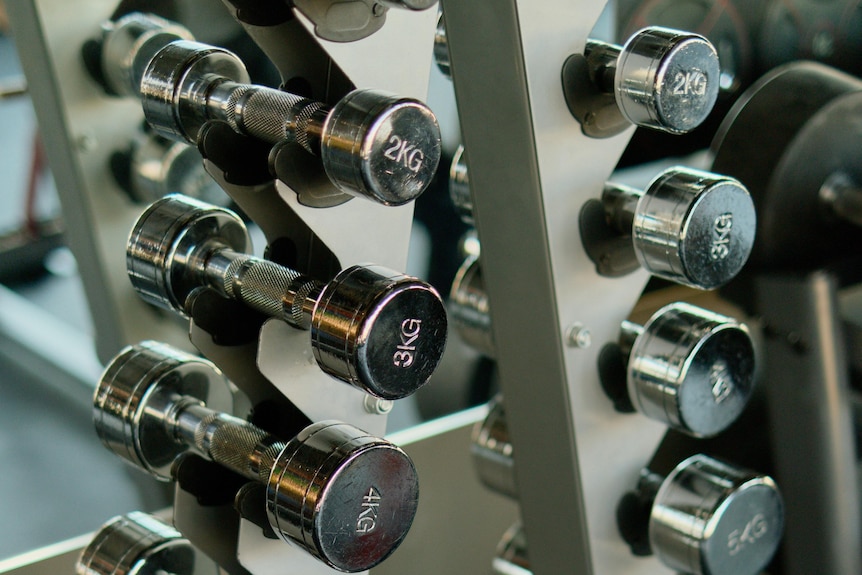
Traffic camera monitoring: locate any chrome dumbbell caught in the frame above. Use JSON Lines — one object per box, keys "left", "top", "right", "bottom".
{"left": 564, "top": 26, "right": 720, "bottom": 136}
{"left": 448, "top": 255, "right": 492, "bottom": 357}
{"left": 451, "top": 260, "right": 754, "bottom": 438}
{"left": 97, "top": 13, "right": 441, "bottom": 205}
{"left": 585, "top": 166, "right": 756, "bottom": 290}
{"left": 491, "top": 523, "right": 530, "bottom": 575}
{"left": 127, "top": 194, "right": 447, "bottom": 399}
{"left": 112, "top": 131, "right": 227, "bottom": 206}
{"left": 448, "top": 144, "right": 473, "bottom": 224}
{"left": 433, "top": 10, "right": 451, "bottom": 78}
{"left": 95, "top": 341, "right": 419, "bottom": 572}
{"left": 618, "top": 455, "right": 784, "bottom": 575}
{"left": 77, "top": 512, "right": 194, "bottom": 575}
{"left": 608, "top": 302, "right": 755, "bottom": 438}
{"left": 470, "top": 396, "right": 515, "bottom": 498}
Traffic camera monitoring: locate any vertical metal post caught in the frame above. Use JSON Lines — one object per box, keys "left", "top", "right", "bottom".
{"left": 756, "top": 272, "right": 861, "bottom": 575}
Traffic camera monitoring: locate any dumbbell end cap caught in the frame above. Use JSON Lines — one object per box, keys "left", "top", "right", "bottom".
{"left": 678, "top": 320, "right": 755, "bottom": 437}
{"left": 312, "top": 265, "right": 448, "bottom": 399}
{"left": 635, "top": 169, "right": 756, "bottom": 290}
{"left": 267, "top": 422, "right": 419, "bottom": 572}
{"left": 322, "top": 90, "right": 442, "bottom": 206}
{"left": 616, "top": 27, "right": 720, "bottom": 134}
{"left": 127, "top": 194, "right": 250, "bottom": 315}
{"left": 651, "top": 455, "right": 784, "bottom": 575}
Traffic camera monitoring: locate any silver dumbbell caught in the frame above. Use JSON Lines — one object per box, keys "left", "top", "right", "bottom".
{"left": 620, "top": 455, "right": 784, "bottom": 575}
{"left": 448, "top": 254, "right": 493, "bottom": 357}
{"left": 616, "top": 302, "right": 755, "bottom": 437}
{"left": 77, "top": 512, "right": 194, "bottom": 575}
{"left": 491, "top": 522, "right": 530, "bottom": 575}
{"left": 451, "top": 259, "right": 754, "bottom": 437}
{"left": 117, "top": 131, "right": 227, "bottom": 206}
{"left": 95, "top": 341, "right": 419, "bottom": 572}
{"left": 564, "top": 26, "right": 720, "bottom": 136}
{"left": 451, "top": 160, "right": 755, "bottom": 290}
{"left": 99, "top": 13, "right": 441, "bottom": 206}
{"left": 448, "top": 144, "right": 473, "bottom": 224}
{"left": 597, "top": 166, "right": 756, "bottom": 290}
{"left": 127, "top": 194, "right": 447, "bottom": 399}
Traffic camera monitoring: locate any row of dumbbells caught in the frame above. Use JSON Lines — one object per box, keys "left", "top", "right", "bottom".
{"left": 90, "top": 12, "right": 443, "bottom": 207}
{"left": 75, "top": 9, "right": 452, "bottom": 574}
{"left": 69, "top": 188, "right": 451, "bottom": 574}
{"left": 436, "top": 15, "right": 785, "bottom": 575}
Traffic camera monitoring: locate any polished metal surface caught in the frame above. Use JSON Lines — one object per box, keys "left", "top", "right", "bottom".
{"left": 470, "top": 396, "right": 516, "bottom": 499}
{"left": 311, "top": 264, "right": 448, "bottom": 400}
{"left": 448, "top": 254, "right": 493, "bottom": 357}
{"left": 319, "top": 88, "right": 442, "bottom": 205}
{"left": 127, "top": 195, "right": 447, "bottom": 398}
{"left": 101, "top": 14, "right": 442, "bottom": 206}
{"left": 76, "top": 512, "right": 194, "bottom": 575}
{"left": 650, "top": 454, "right": 784, "bottom": 575}
{"left": 128, "top": 133, "right": 226, "bottom": 205}
{"left": 491, "top": 523, "right": 530, "bottom": 575}
{"left": 622, "top": 302, "right": 755, "bottom": 438}
{"left": 448, "top": 145, "right": 473, "bottom": 224}
{"left": 139, "top": 39, "right": 250, "bottom": 144}
{"left": 94, "top": 341, "right": 234, "bottom": 481}
{"left": 613, "top": 27, "right": 719, "bottom": 134}
{"left": 602, "top": 167, "right": 756, "bottom": 290}
{"left": 563, "top": 26, "right": 719, "bottom": 137}
{"left": 267, "top": 421, "right": 419, "bottom": 572}
{"left": 99, "top": 13, "right": 193, "bottom": 98}
{"left": 433, "top": 11, "right": 450, "bottom": 79}
{"left": 126, "top": 194, "right": 250, "bottom": 315}
{"left": 94, "top": 343, "right": 419, "bottom": 573}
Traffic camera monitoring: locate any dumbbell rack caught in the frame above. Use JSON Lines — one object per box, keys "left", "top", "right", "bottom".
{"left": 6, "top": 1, "right": 448, "bottom": 574}
{"left": 3, "top": 0, "right": 827, "bottom": 575}
{"left": 438, "top": 1, "right": 670, "bottom": 573}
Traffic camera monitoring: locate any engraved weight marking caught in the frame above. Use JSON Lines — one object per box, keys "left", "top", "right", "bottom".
{"left": 671, "top": 70, "right": 708, "bottom": 97}
{"left": 393, "top": 319, "right": 421, "bottom": 369}
{"left": 709, "top": 360, "right": 733, "bottom": 404}
{"left": 383, "top": 135, "right": 425, "bottom": 173}
{"left": 356, "top": 487, "right": 381, "bottom": 534}
{"left": 711, "top": 213, "right": 733, "bottom": 260}
{"left": 728, "top": 513, "right": 768, "bottom": 556}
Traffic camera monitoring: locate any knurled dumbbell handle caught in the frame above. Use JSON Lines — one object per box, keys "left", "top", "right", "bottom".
{"left": 207, "top": 81, "right": 328, "bottom": 153}
{"left": 171, "top": 400, "right": 283, "bottom": 484}
{"left": 203, "top": 249, "right": 322, "bottom": 329}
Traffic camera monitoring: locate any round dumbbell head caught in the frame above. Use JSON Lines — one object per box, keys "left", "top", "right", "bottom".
{"left": 471, "top": 396, "right": 517, "bottom": 499}
{"left": 448, "top": 145, "right": 473, "bottom": 224}
{"left": 627, "top": 302, "right": 755, "bottom": 437}
{"left": 77, "top": 511, "right": 194, "bottom": 575}
{"left": 311, "top": 264, "right": 448, "bottom": 400}
{"left": 492, "top": 522, "right": 530, "bottom": 575}
{"left": 650, "top": 454, "right": 784, "bottom": 575}
{"left": 100, "top": 13, "right": 194, "bottom": 98}
{"left": 140, "top": 40, "right": 249, "bottom": 143}
{"left": 634, "top": 168, "right": 756, "bottom": 290}
{"left": 449, "top": 255, "right": 495, "bottom": 357}
{"left": 615, "top": 27, "right": 720, "bottom": 134}
{"left": 127, "top": 194, "right": 251, "bottom": 316}
{"left": 320, "top": 89, "right": 442, "bottom": 206}
{"left": 129, "top": 134, "right": 227, "bottom": 206}
{"left": 266, "top": 421, "right": 419, "bottom": 572}
{"left": 94, "top": 341, "right": 233, "bottom": 480}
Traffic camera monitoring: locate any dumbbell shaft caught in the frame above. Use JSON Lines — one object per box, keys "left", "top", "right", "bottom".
{"left": 202, "top": 248, "right": 321, "bottom": 330}
{"left": 166, "top": 394, "right": 283, "bottom": 484}
{"left": 206, "top": 80, "right": 327, "bottom": 152}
